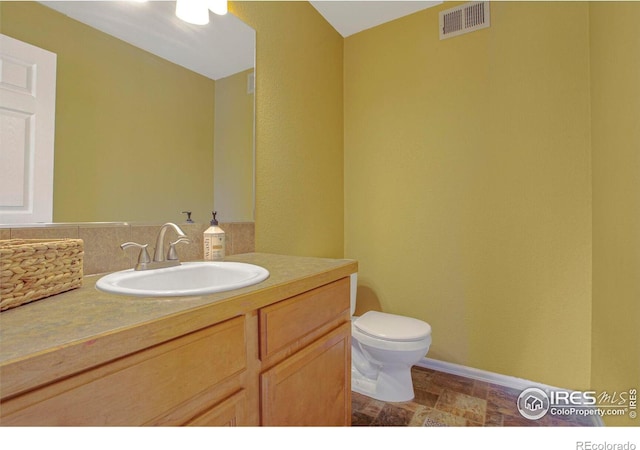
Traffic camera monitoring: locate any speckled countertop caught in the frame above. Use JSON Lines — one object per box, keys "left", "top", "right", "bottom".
{"left": 0, "top": 253, "right": 357, "bottom": 398}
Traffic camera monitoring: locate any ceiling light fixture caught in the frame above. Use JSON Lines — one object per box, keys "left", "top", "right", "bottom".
{"left": 175, "top": 0, "right": 227, "bottom": 25}
{"left": 209, "top": 0, "right": 228, "bottom": 16}
{"left": 175, "top": 0, "right": 210, "bottom": 25}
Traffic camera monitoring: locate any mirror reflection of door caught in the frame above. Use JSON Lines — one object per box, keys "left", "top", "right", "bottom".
{"left": 0, "top": 34, "right": 57, "bottom": 224}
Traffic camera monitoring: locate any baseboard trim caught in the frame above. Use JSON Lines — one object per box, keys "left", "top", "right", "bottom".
{"left": 416, "top": 357, "right": 605, "bottom": 427}
{"left": 417, "top": 357, "right": 558, "bottom": 392}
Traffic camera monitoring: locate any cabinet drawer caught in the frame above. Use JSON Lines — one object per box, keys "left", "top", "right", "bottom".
{"left": 1, "top": 316, "right": 246, "bottom": 426}
{"left": 185, "top": 389, "right": 247, "bottom": 426}
{"left": 259, "top": 277, "right": 350, "bottom": 363}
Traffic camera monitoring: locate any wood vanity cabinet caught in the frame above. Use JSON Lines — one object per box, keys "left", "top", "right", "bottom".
{"left": 0, "top": 276, "right": 352, "bottom": 426}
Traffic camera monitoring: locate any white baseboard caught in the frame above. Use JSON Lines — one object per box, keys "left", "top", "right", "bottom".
{"left": 417, "top": 357, "right": 558, "bottom": 392}
{"left": 416, "top": 357, "right": 605, "bottom": 427}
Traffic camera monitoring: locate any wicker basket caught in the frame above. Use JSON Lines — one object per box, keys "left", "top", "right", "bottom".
{"left": 0, "top": 239, "right": 84, "bottom": 312}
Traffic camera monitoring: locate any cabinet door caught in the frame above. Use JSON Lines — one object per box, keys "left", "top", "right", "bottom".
{"left": 261, "top": 323, "right": 351, "bottom": 426}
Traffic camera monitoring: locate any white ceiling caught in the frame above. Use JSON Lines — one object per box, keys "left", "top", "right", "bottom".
{"left": 309, "top": 1, "right": 442, "bottom": 37}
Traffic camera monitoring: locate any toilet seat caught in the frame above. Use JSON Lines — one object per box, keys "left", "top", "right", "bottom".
{"left": 352, "top": 311, "right": 432, "bottom": 352}
{"left": 354, "top": 311, "right": 431, "bottom": 342}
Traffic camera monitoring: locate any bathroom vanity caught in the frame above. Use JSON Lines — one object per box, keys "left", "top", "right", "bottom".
{"left": 0, "top": 253, "right": 356, "bottom": 426}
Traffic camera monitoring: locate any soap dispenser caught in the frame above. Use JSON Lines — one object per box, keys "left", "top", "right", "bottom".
{"left": 204, "top": 211, "right": 225, "bottom": 261}
{"left": 182, "top": 211, "right": 194, "bottom": 223}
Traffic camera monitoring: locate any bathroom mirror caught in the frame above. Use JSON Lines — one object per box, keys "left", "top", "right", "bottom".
{"left": 0, "top": 1, "right": 255, "bottom": 224}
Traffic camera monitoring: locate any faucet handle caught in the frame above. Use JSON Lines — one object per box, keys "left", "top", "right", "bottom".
{"left": 121, "top": 242, "right": 151, "bottom": 268}
{"left": 167, "top": 237, "right": 191, "bottom": 261}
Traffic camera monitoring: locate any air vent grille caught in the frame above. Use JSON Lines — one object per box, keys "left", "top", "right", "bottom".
{"left": 440, "top": 1, "right": 490, "bottom": 40}
{"left": 442, "top": 9, "right": 463, "bottom": 36}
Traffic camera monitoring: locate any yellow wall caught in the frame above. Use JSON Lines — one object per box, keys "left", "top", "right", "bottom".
{"left": 590, "top": 2, "right": 640, "bottom": 427}
{"left": 344, "top": 2, "right": 593, "bottom": 389}
{"left": 1, "top": 2, "right": 215, "bottom": 224}
{"left": 231, "top": 1, "right": 344, "bottom": 258}
{"left": 214, "top": 68, "right": 255, "bottom": 222}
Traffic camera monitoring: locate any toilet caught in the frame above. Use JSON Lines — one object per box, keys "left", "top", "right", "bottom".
{"left": 350, "top": 273, "right": 432, "bottom": 402}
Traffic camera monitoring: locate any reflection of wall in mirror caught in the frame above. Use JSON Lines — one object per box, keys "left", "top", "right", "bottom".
{"left": 214, "top": 68, "right": 255, "bottom": 222}
{"left": 0, "top": 1, "right": 254, "bottom": 224}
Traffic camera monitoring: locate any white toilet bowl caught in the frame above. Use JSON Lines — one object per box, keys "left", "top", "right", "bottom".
{"left": 351, "top": 310, "right": 432, "bottom": 402}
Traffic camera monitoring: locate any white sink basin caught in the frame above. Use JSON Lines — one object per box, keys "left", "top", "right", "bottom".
{"left": 96, "top": 261, "right": 269, "bottom": 297}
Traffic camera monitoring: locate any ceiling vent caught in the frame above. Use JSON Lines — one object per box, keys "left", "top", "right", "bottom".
{"left": 439, "top": 1, "right": 490, "bottom": 40}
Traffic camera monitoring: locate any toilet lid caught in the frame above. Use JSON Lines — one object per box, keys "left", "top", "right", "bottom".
{"left": 354, "top": 311, "right": 431, "bottom": 342}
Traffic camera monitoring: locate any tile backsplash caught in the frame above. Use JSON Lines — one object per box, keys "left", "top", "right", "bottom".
{"left": 1, "top": 222, "right": 254, "bottom": 275}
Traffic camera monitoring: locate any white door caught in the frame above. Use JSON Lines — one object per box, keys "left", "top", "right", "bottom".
{"left": 0, "top": 34, "right": 57, "bottom": 224}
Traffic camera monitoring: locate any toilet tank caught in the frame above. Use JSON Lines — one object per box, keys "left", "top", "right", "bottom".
{"left": 350, "top": 273, "right": 358, "bottom": 316}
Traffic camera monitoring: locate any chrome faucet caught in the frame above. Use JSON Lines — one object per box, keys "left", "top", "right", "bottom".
{"left": 121, "top": 222, "right": 191, "bottom": 271}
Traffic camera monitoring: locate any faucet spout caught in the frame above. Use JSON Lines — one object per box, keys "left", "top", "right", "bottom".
{"left": 153, "top": 222, "right": 188, "bottom": 262}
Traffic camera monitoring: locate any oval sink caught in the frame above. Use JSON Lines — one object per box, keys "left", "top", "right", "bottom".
{"left": 96, "top": 261, "right": 269, "bottom": 297}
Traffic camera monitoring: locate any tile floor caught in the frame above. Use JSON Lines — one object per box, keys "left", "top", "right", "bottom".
{"left": 351, "top": 366, "right": 597, "bottom": 427}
